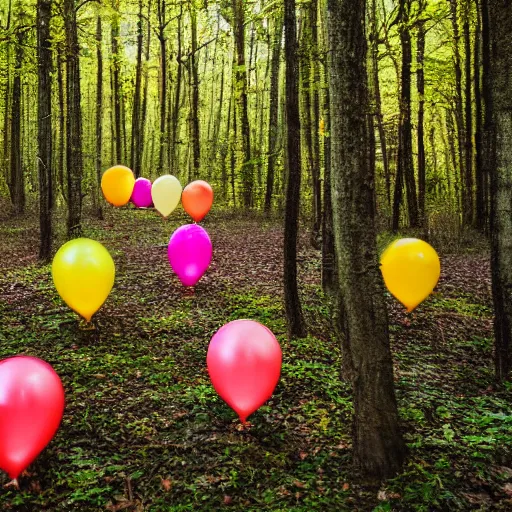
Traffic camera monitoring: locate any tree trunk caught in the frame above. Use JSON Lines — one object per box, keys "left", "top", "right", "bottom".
{"left": 131, "top": 0, "right": 143, "bottom": 177}
{"left": 417, "top": 20, "right": 426, "bottom": 226}
{"left": 111, "top": 0, "right": 122, "bottom": 164}
{"left": 157, "top": 0, "right": 167, "bottom": 172}
{"left": 95, "top": 16, "right": 104, "bottom": 220}
{"left": 57, "top": 44, "right": 66, "bottom": 199}
{"left": 190, "top": 3, "right": 201, "bottom": 178}
{"left": 481, "top": 0, "right": 491, "bottom": 233}
{"left": 474, "top": 0, "right": 485, "bottom": 231}
{"left": 37, "top": 0, "right": 53, "bottom": 259}
{"left": 170, "top": 6, "right": 183, "bottom": 176}
{"left": 64, "top": 0, "right": 83, "bottom": 238}
{"left": 327, "top": 0, "right": 406, "bottom": 480}
{"left": 2, "top": 0, "right": 12, "bottom": 188}
{"left": 489, "top": 0, "right": 512, "bottom": 382}
{"left": 139, "top": 0, "right": 151, "bottom": 177}
{"left": 233, "top": 0, "right": 253, "bottom": 207}
{"left": 9, "top": 22, "right": 25, "bottom": 215}
{"left": 449, "top": 0, "right": 466, "bottom": 223}
{"left": 284, "top": 0, "right": 307, "bottom": 339}
{"left": 463, "top": 1, "right": 473, "bottom": 226}
{"left": 264, "top": 16, "right": 283, "bottom": 213}
{"left": 396, "top": 4, "right": 418, "bottom": 228}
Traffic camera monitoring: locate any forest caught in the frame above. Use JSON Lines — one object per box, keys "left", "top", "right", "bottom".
{"left": 0, "top": 0, "right": 512, "bottom": 510}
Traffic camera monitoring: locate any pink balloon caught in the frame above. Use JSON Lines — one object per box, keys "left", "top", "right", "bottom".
{"left": 168, "top": 224, "right": 212, "bottom": 287}
{"left": 207, "top": 320, "right": 282, "bottom": 422}
{"left": 131, "top": 177, "right": 152, "bottom": 208}
{"left": 0, "top": 356, "right": 65, "bottom": 479}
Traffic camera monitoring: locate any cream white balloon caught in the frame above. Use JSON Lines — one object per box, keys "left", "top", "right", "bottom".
{"left": 151, "top": 175, "right": 182, "bottom": 218}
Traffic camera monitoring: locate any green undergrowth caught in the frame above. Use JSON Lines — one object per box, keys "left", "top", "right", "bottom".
{"left": 0, "top": 212, "right": 511, "bottom": 511}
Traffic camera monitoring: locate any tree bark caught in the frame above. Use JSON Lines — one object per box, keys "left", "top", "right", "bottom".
{"left": 489, "top": 0, "right": 512, "bottom": 382}
{"left": 157, "top": 0, "right": 168, "bottom": 172}
{"left": 190, "top": 3, "right": 201, "bottom": 178}
{"left": 284, "top": 0, "right": 307, "bottom": 339}
{"left": 463, "top": 0, "right": 473, "bottom": 225}
{"left": 56, "top": 44, "right": 66, "bottom": 199}
{"left": 417, "top": 19, "right": 426, "bottom": 226}
{"left": 139, "top": 0, "right": 151, "bottom": 177}
{"left": 481, "top": 0, "right": 491, "bottom": 233}
{"left": 170, "top": 6, "right": 183, "bottom": 176}
{"left": 111, "top": 0, "right": 122, "bottom": 164}
{"left": 9, "top": 22, "right": 25, "bottom": 215}
{"left": 37, "top": 0, "right": 53, "bottom": 260}
{"left": 264, "top": 16, "right": 283, "bottom": 213}
{"left": 327, "top": 0, "right": 406, "bottom": 480}
{"left": 131, "top": 0, "right": 143, "bottom": 177}
{"left": 232, "top": 0, "right": 253, "bottom": 207}
{"left": 95, "top": 16, "right": 103, "bottom": 219}
{"left": 64, "top": 0, "right": 83, "bottom": 238}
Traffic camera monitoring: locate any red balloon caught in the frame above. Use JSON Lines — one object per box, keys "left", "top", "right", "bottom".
{"left": 207, "top": 320, "right": 282, "bottom": 422}
{"left": 0, "top": 356, "right": 65, "bottom": 479}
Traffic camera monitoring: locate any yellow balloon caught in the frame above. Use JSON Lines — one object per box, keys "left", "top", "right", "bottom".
{"left": 151, "top": 174, "right": 182, "bottom": 218}
{"left": 52, "top": 238, "right": 115, "bottom": 322}
{"left": 380, "top": 238, "right": 440, "bottom": 312}
{"left": 101, "top": 165, "right": 135, "bottom": 206}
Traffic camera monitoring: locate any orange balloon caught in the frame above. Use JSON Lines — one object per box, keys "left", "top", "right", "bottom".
{"left": 101, "top": 165, "right": 135, "bottom": 207}
{"left": 182, "top": 180, "right": 213, "bottom": 222}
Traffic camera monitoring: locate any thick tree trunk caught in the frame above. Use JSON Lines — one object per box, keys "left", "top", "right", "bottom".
{"left": 489, "top": 0, "right": 512, "bottom": 382}
{"left": 95, "top": 16, "right": 103, "bottom": 220}
{"left": 284, "top": 0, "right": 307, "bottom": 339}
{"left": 233, "top": 0, "right": 253, "bottom": 207}
{"left": 417, "top": 20, "right": 426, "bottom": 226}
{"left": 37, "top": 0, "right": 53, "bottom": 260}
{"left": 264, "top": 16, "right": 283, "bottom": 213}
{"left": 327, "top": 0, "right": 405, "bottom": 480}
{"left": 9, "top": 24, "right": 25, "bottom": 215}
{"left": 64, "top": 0, "right": 83, "bottom": 238}
{"left": 157, "top": 0, "right": 167, "bottom": 173}
{"left": 170, "top": 7, "right": 183, "bottom": 176}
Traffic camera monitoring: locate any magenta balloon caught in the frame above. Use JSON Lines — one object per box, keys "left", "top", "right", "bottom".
{"left": 131, "top": 178, "right": 153, "bottom": 208}
{"left": 168, "top": 224, "right": 212, "bottom": 286}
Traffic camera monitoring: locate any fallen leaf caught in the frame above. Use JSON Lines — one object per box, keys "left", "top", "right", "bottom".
{"left": 161, "top": 479, "right": 172, "bottom": 492}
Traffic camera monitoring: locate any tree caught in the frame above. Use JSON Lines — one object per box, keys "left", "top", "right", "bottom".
{"left": 37, "top": 0, "right": 52, "bottom": 260}
{"left": 95, "top": 15, "right": 103, "bottom": 219}
{"left": 327, "top": 0, "right": 405, "bottom": 479}
{"left": 489, "top": 0, "right": 512, "bottom": 382}
{"left": 64, "top": 0, "right": 83, "bottom": 238}
{"left": 283, "top": 0, "right": 307, "bottom": 339}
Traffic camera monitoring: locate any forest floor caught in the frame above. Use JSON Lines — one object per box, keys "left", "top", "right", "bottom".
{"left": 0, "top": 208, "right": 511, "bottom": 511}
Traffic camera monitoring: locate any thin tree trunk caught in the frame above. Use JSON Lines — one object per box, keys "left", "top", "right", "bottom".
{"left": 131, "top": 0, "right": 143, "bottom": 176}
{"left": 9, "top": 23, "right": 24, "bottom": 215}
{"left": 157, "top": 0, "right": 167, "bottom": 172}
{"left": 284, "top": 0, "right": 307, "bottom": 339}
{"left": 474, "top": 0, "right": 485, "bottom": 231}
{"left": 64, "top": 0, "right": 83, "bottom": 238}
{"left": 190, "top": 3, "right": 201, "bottom": 178}
{"left": 264, "top": 16, "right": 283, "bottom": 213}
{"left": 57, "top": 44, "right": 66, "bottom": 199}
{"left": 463, "top": 0, "right": 473, "bottom": 225}
{"left": 417, "top": 20, "right": 426, "bottom": 225}
{"left": 170, "top": 6, "right": 183, "bottom": 176}
{"left": 111, "top": 0, "right": 122, "bottom": 164}
{"left": 95, "top": 16, "right": 103, "bottom": 219}
{"left": 138, "top": 0, "right": 151, "bottom": 177}
{"left": 481, "top": 0, "right": 492, "bottom": 233}
{"left": 449, "top": 0, "right": 466, "bottom": 224}
{"left": 233, "top": 0, "right": 253, "bottom": 207}
{"left": 37, "top": 0, "right": 53, "bottom": 259}
{"left": 327, "top": 0, "right": 406, "bottom": 480}
{"left": 2, "top": 0, "right": 12, "bottom": 187}
{"left": 489, "top": 0, "right": 512, "bottom": 382}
